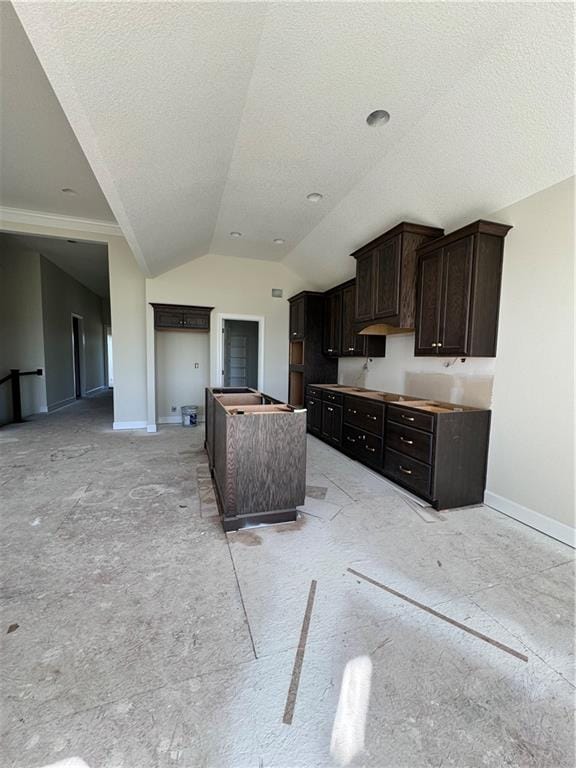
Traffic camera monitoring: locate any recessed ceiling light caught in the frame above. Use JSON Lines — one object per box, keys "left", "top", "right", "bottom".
{"left": 230, "top": 231, "right": 242, "bottom": 238}
{"left": 306, "top": 193, "right": 323, "bottom": 203}
{"left": 273, "top": 238, "right": 285, "bottom": 245}
{"left": 366, "top": 110, "right": 390, "bottom": 127}
{"left": 61, "top": 187, "right": 77, "bottom": 195}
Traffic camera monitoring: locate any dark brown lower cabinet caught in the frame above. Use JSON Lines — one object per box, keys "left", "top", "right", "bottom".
{"left": 307, "top": 385, "right": 491, "bottom": 510}
{"left": 306, "top": 388, "right": 323, "bottom": 435}
{"left": 206, "top": 387, "right": 306, "bottom": 530}
{"left": 321, "top": 399, "right": 343, "bottom": 446}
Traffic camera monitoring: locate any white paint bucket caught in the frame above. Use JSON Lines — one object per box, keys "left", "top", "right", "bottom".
{"left": 181, "top": 405, "right": 198, "bottom": 427}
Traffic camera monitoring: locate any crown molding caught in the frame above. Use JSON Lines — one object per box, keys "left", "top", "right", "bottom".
{"left": 0, "top": 206, "right": 122, "bottom": 238}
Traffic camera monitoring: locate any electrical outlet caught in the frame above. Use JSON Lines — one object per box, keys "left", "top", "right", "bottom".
{"left": 194, "top": 362, "right": 199, "bottom": 369}
{"left": 171, "top": 406, "right": 177, "bottom": 413}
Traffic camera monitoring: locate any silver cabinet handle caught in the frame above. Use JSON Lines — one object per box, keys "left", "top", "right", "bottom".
{"left": 292, "top": 331, "right": 297, "bottom": 336}
{"left": 401, "top": 415, "right": 415, "bottom": 422}
{"left": 327, "top": 407, "right": 334, "bottom": 412}
{"left": 366, "top": 414, "right": 377, "bottom": 420}
{"left": 431, "top": 342, "right": 437, "bottom": 347}
{"left": 346, "top": 436, "right": 356, "bottom": 443}
{"left": 347, "top": 408, "right": 357, "bottom": 414}
{"left": 400, "top": 437, "right": 414, "bottom": 445}
{"left": 437, "top": 342, "right": 443, "bottom": 348}
{"left": 365, "top": 446, "right": 376, "bottom": 453}
{"left": 348, "top": 347, "right": 355, "bottom": 351}
{"left": 399, "top": 466, "right": 412, "bottom": 475}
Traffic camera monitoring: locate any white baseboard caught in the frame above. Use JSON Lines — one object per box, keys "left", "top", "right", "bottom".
{"left": 113, "top": 420, "right": 147, "bottom": 430}
{"left": 157, "top": 415, "right": 205, "bottom": 425}
{"left": 48, "top": 397, "right": 76, "bottom": 413}
{"left": 85, "top": 385, "right": 108, "bottom": 395}
{"left": 146, "top": 424, "right": 157, "bottom": 433}
{"left": 484, "top": 491, "right": 575, "bottom": 548}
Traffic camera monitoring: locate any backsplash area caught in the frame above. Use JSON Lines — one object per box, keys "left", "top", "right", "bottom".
{"left": 338, "top": 333, "right": 495, "bottom": 408}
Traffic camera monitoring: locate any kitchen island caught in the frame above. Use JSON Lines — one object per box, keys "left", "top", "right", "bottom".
{"left": 306, "top": 384, "right": 491, "bottom": 510}
{"left": 205, "top": 387, "right": 307, "bottom": 531}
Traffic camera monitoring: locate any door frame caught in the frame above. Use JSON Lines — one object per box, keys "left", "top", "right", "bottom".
{"left": 215, "top": 313, "right": 265, "bottom": 391}
{"left": 71, "top": 312, "right": 86, "bottom": 398}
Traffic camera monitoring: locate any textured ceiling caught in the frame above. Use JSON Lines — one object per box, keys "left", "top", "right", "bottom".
{"left": 0, "top": 3, "right": 114, "bottom": 222}
{"left": 0, "top": 232, "right": 109, "bottom": 297}
{"left": 10, "top": 2, "right": 575, "bottom": 282}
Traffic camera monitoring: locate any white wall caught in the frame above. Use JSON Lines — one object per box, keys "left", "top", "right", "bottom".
{"left": 339, "top": 177, "right": 575, "bottom": 542}
{"left": 145, "top": 253, "right": 307, "bottom": 428}
{"left": 0, "top": 238, "right": 46, "bottom": 422}
{"left": 40, "top": 255, "right": 106, "bottom": 409}
{"left": 155, "top": 331, "right": 209, "bottom": 422}
{"left": 485, "top": 177, "right": 574, "bottom": 539}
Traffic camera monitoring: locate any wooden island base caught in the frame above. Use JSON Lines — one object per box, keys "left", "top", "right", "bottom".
{"left": 205, "top": 387, "right": 307, "bottom": 531}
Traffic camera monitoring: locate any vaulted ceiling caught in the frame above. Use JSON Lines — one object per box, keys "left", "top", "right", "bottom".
{"left": 5, "top": 2, "right": 574, "bottom": 285}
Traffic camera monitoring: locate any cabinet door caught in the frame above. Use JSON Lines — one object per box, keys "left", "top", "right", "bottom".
{"left": 355, "top": 252, "right": 374, "bottom": 322}
{"left": 290, "top": 297, "right": 305, "bottom": 340}
{"left": 439, "top": 236, "right": 473, "bottom": 355}
{"left": 321, "top": 402, "right": 342, "bottom": 445}
{"left": 374, "top": 236, "right": 401, "bottom": 319}
{"left": 415, "top": 249, "right": 443, "bottom": 355}
{"left": 324, "top": 291, "right": 342, "bottom": 356}
{"left": 306, "top": 396, "right": 322, "bottom": 434}
{"left": 342, "top": 284, "right": 366, "bottom": 356}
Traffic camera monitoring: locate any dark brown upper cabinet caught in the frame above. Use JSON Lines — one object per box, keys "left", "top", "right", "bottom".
{"left": 352, "top": 222, "right": 444, "bottom": 335}
{"left": 323, "top": 289, "right": 342, "bottom": 356}
{"left": 289, "top": 295, "right": 305, "bottom": 340}
{"left": 151, "top": 303, "right": 213, "bottom": 331}
{"left": 415, "top": 220, "right": 512, "bottom": 357}
{"left": 323, "top": 280, "right": 386, "bottom": 358}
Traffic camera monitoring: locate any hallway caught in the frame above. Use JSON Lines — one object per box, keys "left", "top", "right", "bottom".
{"left": 0, "top": 395, "right": 574, "bottom": 768}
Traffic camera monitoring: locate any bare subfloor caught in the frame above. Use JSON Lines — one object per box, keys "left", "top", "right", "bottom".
{"left": 1, "top": 393, "right": 574, "bottom": 768}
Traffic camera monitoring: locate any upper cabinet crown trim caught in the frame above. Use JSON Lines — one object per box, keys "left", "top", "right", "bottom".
{"left": 416, "top": 220, "right": 513, "bottom": 255}
{"left": 351, "top": 222, "right": 444, "bottom": 260}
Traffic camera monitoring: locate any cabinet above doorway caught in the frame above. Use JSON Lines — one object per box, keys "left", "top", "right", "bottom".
{"left": 151, "top": 303, "right": 213, "bottom": 332}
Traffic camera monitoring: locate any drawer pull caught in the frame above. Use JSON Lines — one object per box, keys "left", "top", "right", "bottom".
{"left": 347, "top": 408, "right": 357, "bottom": 414}
{"left": 400, "top": 437, "right": 414, "bottom": 445}
{"left": 399, "top": 465, "right": 412, "bottom": 475}
{"left": 366, "top": 414, "right": 377, "bottom": 421}
{"left": 401, "top": 415, "right": 415, "bottom": 422}
{"left": 327, "top": 407, "right": 334, "bottom": 412}
{"left": 292, "top": 332, "right": 297, "bottom": 336}
{"left": 437, "top": 342, "right": 443, "bottom": 348}
{"left": 346, "top": 436, "right": 356, "bottom": 443}
{"left": 348, "top": 347, "right": 355, "bottom": 351}
{"left": 365, "top": 446, "right": 376, "bottom": 453}
{"left": 431, "top": 342, "right": 437, "bottom": 347}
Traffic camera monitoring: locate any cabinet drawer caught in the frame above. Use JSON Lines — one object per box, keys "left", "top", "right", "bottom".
{"left": 384, "top": 449, "right": 432, "bottom": 498}
{"left": 385, "top": 422, "right": 433, "bottom": 465}
{"left": 387, "top": 404, "right": 434, "bottom": 433}
{"left": 307, "top": 387, "right": 323, "bottom": 399}
{"left": 344, "top": 396, "right": 384, "bottom": 434}
{"left": 323, "top": 390, "right": 344, "bottom": 406}
{"left": 343, "top": 425, "right": 382, "bottom": 468}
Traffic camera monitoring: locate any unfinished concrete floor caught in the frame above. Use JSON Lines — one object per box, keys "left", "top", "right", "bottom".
{"left": 1, "top": 393, "right": 574, "bottom": 768}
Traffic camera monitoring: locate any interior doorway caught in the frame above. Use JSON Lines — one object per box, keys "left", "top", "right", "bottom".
{"left": 72, "top": 315, "right": 82, "bottom": 398}
{"left": 223, "top": 319, "right": 259, "bottom": 389}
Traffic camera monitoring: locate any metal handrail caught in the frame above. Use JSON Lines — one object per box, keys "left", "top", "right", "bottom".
{"left": 0, "top": 368, "right": 43, "bottom": 424}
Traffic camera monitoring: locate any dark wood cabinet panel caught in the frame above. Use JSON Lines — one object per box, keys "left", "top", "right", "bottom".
{"left": 321, "top": 401, "right": 343, "bottom": 446}
{"left": 288, "top": 292, "right": 337, "bottom": 407}
{"left": 354, "top": 253, "right": 374, "bottom": 322}
{"left": 306, "top": 394, "right": 322, "bottom": 435}
{"left": 374, "top": 237, "right": 401, "bottom": 318}
{"left": 414, "top": 250, "right": 443, "bottom": 355}
{"left": 323, "top": 291, "right": 342, "bottom": 356}
{"left": 440, "top": 236, "right": 473, "bottom": 355}
{"left": 290, "top": 296, "right": 305, "bottom": 340}
{"left": 151, "top": 303, "right": 213, "bottom": 331}
{"left": 341, "top": 284, "right": 365, "bottom": 356}
{"left": 415, "top": 221, "right": 511, "bottom": 357}
{"left": 352, "top": 223, "right": 444, "bottom": 333}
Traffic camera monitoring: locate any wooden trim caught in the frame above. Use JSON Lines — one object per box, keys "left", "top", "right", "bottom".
{"left": 351, "top": 222, "right": 444, "bottom": 259}
{"left": 416, "top": 220, "right": 513, "bottom": 255}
